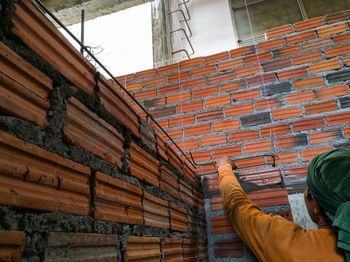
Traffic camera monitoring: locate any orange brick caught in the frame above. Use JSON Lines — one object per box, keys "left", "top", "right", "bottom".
{"left": 235, "top": 64, "right": 261, "bottom": 78}
{"left": 265, "top": 24, "right": 293, "bottom": 39}
{"left": 284, "top": 91, "right": 315, "bottom": 105}
{"left": 272, "top": 106, "right": 303, "bottom": 120}
{"left": 293, "top": 117, "right": 325, "bottom": 132}
{"left": 255, "top": 97, "right": 282, "bottom": 111}
{"left": 134, "top": 89, "right": 157, "bottom": 100}
{"left": 168, "top": 70, "right": 191, "bottom": 82}
{"left": 258, "top": 38, "right": 285, "bottom": 51}
{"left": 301, "top": 145, "right": 333, "bottom": 162}
{"left": 182, "top": 78, "right": 207, "bottom": 89}
{"left": 0, "top": 230, "right": 25, "bottom": 261}
{"left": 316, "top": 84, "right": 349, "bottom": 100}
{"left": 205, "top": 95, "right": 231, "bottom": 108}
{"left": 153, "top": 119, "right": 169, "bottom": 130}
{"left": 276, "top": 151, "right": 298, "bottom": 164}
{"left": 197, "top": 109, "right": 223, "bottom": 122}
{"left": 180, "top": 57, "right": 204, "bottom": 69}
{"left": 225, "top": 103, "right": 253, "bottom": 116}
{"left": 208, "top": 72, "right": 234, "bottom": 84}
{"left": 218, "top": 58, "right": 244, "bottom": 71}
{"left": 293, "top": 76, "right": 324, "bottom": 90}
{"left": 294, "top": 17, "right": 325, "bottom": 32}
{"left": 220, "top": 80, "right": 246, "bottom": 93}
{"left": 167, "top": 128, "right": 183, "bottom": 139}
{"left": 261, "top": 123, "right": 290, "bottom": 137}
{"left": 125, "top": 81, "right": 142, "bottom": 91}
{"left": 344, "top": 126, "right": 350, "bottom": 138}
{"left": 309, "top": 59, "right": 341, "bottom": 73}
{"left": 212, "top": 119, "right": 240, "bottom": 132}
{"left": 277, "top": 67, "right": 308, "bottom": 80}
{"left": 286, "top": 31, "right": 316, "bottom": 44}
{"left": 205, "top": 51, "right": 230, "bottom": 64}
{"left": 188, "top": 150, "right": 211, "bottom": 162}
{"left": 247, "top": 73, "right": 276, "bottom": 87}
{"left": 181, "top": 139, "right": 199, "bottom": 150}
{"left": 304, "top": 100, "right": 338, "bottom": 115}
{"left": 333, "top": 32, "right": 350, "bottom": 44}
{"left": 212, "top": 145, "right": 241, "bottom": 158}
{"left": 309, "top": 129, "right": 343, "bottom": 145}
{"left": 157, "top": 63, "right": 180, "bottom": 75}
{"left": 230, "top": 130, "right": 260, "bottom": 142}
{"left": 317, "top": 23, "right": 348, "bottom": 38}
{"left": 144, "top": 76, "right": 166, "bottom": 89}
{"left": 232, "top": 89, "right": 261, "bottom": 102}
{"left": 273, "top": 45, "right": 301, "bottom": 58}
{"left": 230, "top": 45, "right": 256, "bottom": 58}
{"left": 262, "top": 57, "right": 292, "bottom": 71}
{"left": 324, "top": 44, "right": 350, "bottom": 59}
{"left": 192, "top": 65, "right": 216, "bottom": 77}
{"left": 302, "top": 38, "right": 333, "bottom": 52}
{"left": 167, "top": 91, "right": 191, "bottom": 104}
{"left": 293, "top": 51, "right": 323, "bottom": 66}
{"left": 170, "top": 115, "right": 195, "bottom": 127}
{"left": 243, "top": 140, "right": 273, "bottom": 154}
{"left": 158, "top": 83, "right": 180, "bottom": 95}
{"left": 342, "top": 56, "right": 350, "bottom": 67}
{"left": 116, "top": 73, "right": 135, "bottom": 82}
{"left": 200, "top": 134, "right": 227, "bottom": 147}
{"left": 326, "top": 111, "right": 350, "bottom": 126}
{"left": 193, "top": 86, "right": 218, "bottom": 99}
{"left": 180, "top": 101, "right": 203, "bottom": 113}
{"left": 245, "top": 51, "right": 273, "bottom": 65}
{"left": 136, "top": 68, "right": 157, "bottom": 79}
{"left": 184, "top": 124, "right": 211, "bottom": 137}
{"left": 276, "top": 135, "right": 307, "bottom": 149}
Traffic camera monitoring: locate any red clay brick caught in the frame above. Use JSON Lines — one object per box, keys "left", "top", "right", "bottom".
{"left": 230, "top": 45, "right": 256, "bottom": 58}
{"left": 134, "top": 88, "right": 157, "bottom": 100}
{"left": 301, "top": 146, "right": 333, "bottom": 161}
{"left": 184, "top": 124, "right": 211, "bottom": 137}
{"left": 239, "top": 167, "right": 282, "bottom": 185}
{"left": 144, "top": 97, "right": 166, "bottom": 108}
{"left": 180, "top": 101, "right": 202, "bottom": 113}
{"left": 272, "top": 106, "right": 303, "bottom": 120}
{"left": 167, "top": 91, "right": 191, "bottom": 104}
{"left": 156, "top": 134, "right": 168, "bottom": 161}
{"left": 265, "top": 24, "right": 293, "bottom": 39}
{"left": 326, "top": 111, "right": 350, "bottom": 126}
{"left": 302, "top": 37, "right": 333, "bottom": 51}
{"left": 152, "top": 106, "right": 177, "bottom": 118}
{"left": 144, "top": 76, "right": 166, "bottom": 89}
{"left": 326, "top": 10, "right": 350, "bottom": 24}
{"left": 64, "top": 98, "right": 124, "bottom": 169}
{"left": 273, "top": 45, "right": 301, "bottom": 58}
{"left": 218, "top": 58, "right": 244, "bottom": 71}
{"left": 166, "top": 128, "right": 183, "bottom": 139}
{"left": 158, "top": 83, "right": 180, "bottom": 95}
{"left": 170, "top": 115, "right": 195, "bottom": 127}
{"left": 170, "top": 204, "right": 187, "bottom": 232}
{"left": 325, "top": 44, "right": 350, "bottom": 59}
{"left": 212, "top": 119, "right": 240, "bottom": 132}
{"left": 235, "top": 156, "right": 266, "bottom": 170}
{"left": 168, "top": 70, "right": 191, "bottom": 83}
{"left": 214, "top": 237, "right": 243, "bottom": 258}
{"left": 243, "top": 140, "right": 273, "bottom": 154}
{"left": 262, "top": 57, "right": 292, "bottom": 72}
{"left": 333, "top": 32, "right": 350, "bottom": 44}
{"left": 226, "top": 103, "right": 254, "bottom": 116}
{"left": 248, "top": 188, "right": 289, "bottom": 207}
{"left": 205, "top": 95, "right": 231, "bottom": 108}
{"left": 230, "top": 130, "right": 260, "bottom": 142}
{"left": 182, "top": 78, "right": 207, "bottom": 89}
{"left": 258, "top": 38, "right": 285, "bottom": 51}
{"left": 94, "top": 171, "right": 143, "bottom": 225}
{"left": 212, "top": 145, "right": 241, "bottom": 158}
{"left": 294, "top": 17, "right": 325, "bottom": 32}
{"left": 180, "top": 138, "right": 199, "bottom": 151}
{"left": 293, "top": 117, "right": 325, "bottom": 131}
{"left": 153, "top": 119, "right": 169, "bottom": 130}
{"left": 180, "top": 57, "right": 204, "bottom": 69}
{"left": 192, "top": 65, "right": 216, "bottom": 77}
{"left": 220, "top": 80, "right": 246, "bottom": 92}
{"left": 275, "top": 151, "right": 299, "bottom": 164}
{"left": 284, "top": 166, "right": 308, "bottom": 179}
{"left": 293, "top": 76, "right": 324, "bottom": 90}
{"left": 161, "top": 238, "right": 184, "bottom": 262}
{"left": 129, "top": 142, "right": 160, "bottom": 186}
{"left": 179, "top": 180, "right": 194, "bottom": 205}
{"left": 284, "top": 91, "right": 315, "bottom": 105}
{"left": 309, "top": 59, "right": 341, "bottom": 73}
{"left": 344, "top": 126, "right": 350, "bottom": 138}
{"left": 200, "top": 134, "right": 227, "bottom": 147}
{"left": 232, "top": 89, "right": 261, "bottom": 102}
{"left": 247, "top": 73, "right": 276, "bottom": 87}
{"left": 255, "top": 97, "right": 282, "bottom": 111}
{"left": 235, "top": 64, "right": 261, "bottom": 78}
{"left": 277, "top": 67, "right": 308, "bottom": 80}
{"left": 124, "top": 81, "right": 142, "bottom": 91}
{"left": 316, "top": 84, "right": 349, "bottom": 100}
{"left": 205, "top": 51, "right": 230, "bottom": 64}
{"left": 293, "top": 51, "right": 323, "bottom": 66}
{"left": 197, "top": 109, "right": 223, "bottom": 122}
{"left": 193, "top": 86, "right": 218, "bottom": 99}
{"left": 261, "top": 123, "right": 290, "bottom": 137}
{"left": 167, "top": 144, "right": 183, "bottom": 172}
{"left": 124, "top": 236, "right": 161, "bottom": 261}
{"left": 201, "top": 164, "right": 217, "bottom": 175}
{"left": 245, "top": 51, "right": 273, "bottom": 65}
{"left": 317, "top": 23, "right": 348, "bottom": 38}
{"left": 0, "top": 230, "right": 25, "bottom": 262}
{"left": 188, "top": 150, "right": 211, "bottom": 163}
{"left": 136, "top": 68, "right": 157, "bottom": 79}
{"left": 208, "top": 72, "right": 234, "bottom": 84}
{"left": 115, "top": 73, "right": 135, "bottom": 82}
{"left": 309, "top": 129, "right": 343, "bottom": 145}
{"left": 211, "top": 216, "right": 234, "bottom": 234}
{"left": 276, "top": 135, "right": 307, "bottom": 149}
{"left": 143, "top": 192, "right": 169, "bottom": 229}
{"left": 287, "top": 30, "right": 316, "bottom": 44}
{"left": 157, "top": 63, "right": 180, "bottom": 75}
{"left": 304, "top": 100, "right": 338, "bottom": 115}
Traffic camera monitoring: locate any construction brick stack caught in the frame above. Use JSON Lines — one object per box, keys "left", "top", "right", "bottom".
{"left": 0, "top": 0, "right": 206, "bottom": 261}
{"left": 117, "top": 10, "right": 350, "bottom": 261}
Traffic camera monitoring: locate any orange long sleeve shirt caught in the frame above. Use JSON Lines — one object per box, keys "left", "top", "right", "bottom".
{"left": 218, "top": 164, "right": 345, "bottom": 262}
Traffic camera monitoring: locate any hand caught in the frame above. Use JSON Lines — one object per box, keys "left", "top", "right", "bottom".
{"left": 211, "top": 156, "right": 237, "bottom": 170}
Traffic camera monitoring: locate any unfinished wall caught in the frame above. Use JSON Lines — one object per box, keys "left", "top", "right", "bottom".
{"left": 116, "top": 10, "right": 350, "bottom": 261}
{"left": 0, "top": 0, "right": 206, "bottom": 261}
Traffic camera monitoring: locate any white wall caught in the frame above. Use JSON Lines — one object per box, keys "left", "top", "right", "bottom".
{"left": 187, "top": 0, "right": 238, "bottom": 58}
{"left": 60, "top": 3, "right": 153, "bottom": 77}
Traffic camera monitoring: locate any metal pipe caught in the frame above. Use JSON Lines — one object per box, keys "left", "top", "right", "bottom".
{"left": 178, "top": 0, "right": 190, "bottom": 21}
{"left": 31, "top": 0, "right": 197, "bottom": 168}
{"left": 80, "top": 9, "right": 85, "bottom": 54}
{"left": 168, "top": 9, "right": 192, "bottom": 37}
{"left": 170, "top": 28, "right": 195, "bottom": 56}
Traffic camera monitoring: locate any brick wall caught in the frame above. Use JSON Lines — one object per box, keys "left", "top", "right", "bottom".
{"left": 0, "top": 1, "right": 206, "bottom": 261}
{"left": 115, "top": 10, "right": 350, "bottom": 261}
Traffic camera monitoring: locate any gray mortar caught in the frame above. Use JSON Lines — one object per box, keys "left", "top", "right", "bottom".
{"left": 0, "top": 0, "right": 16, "bottom": 40}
